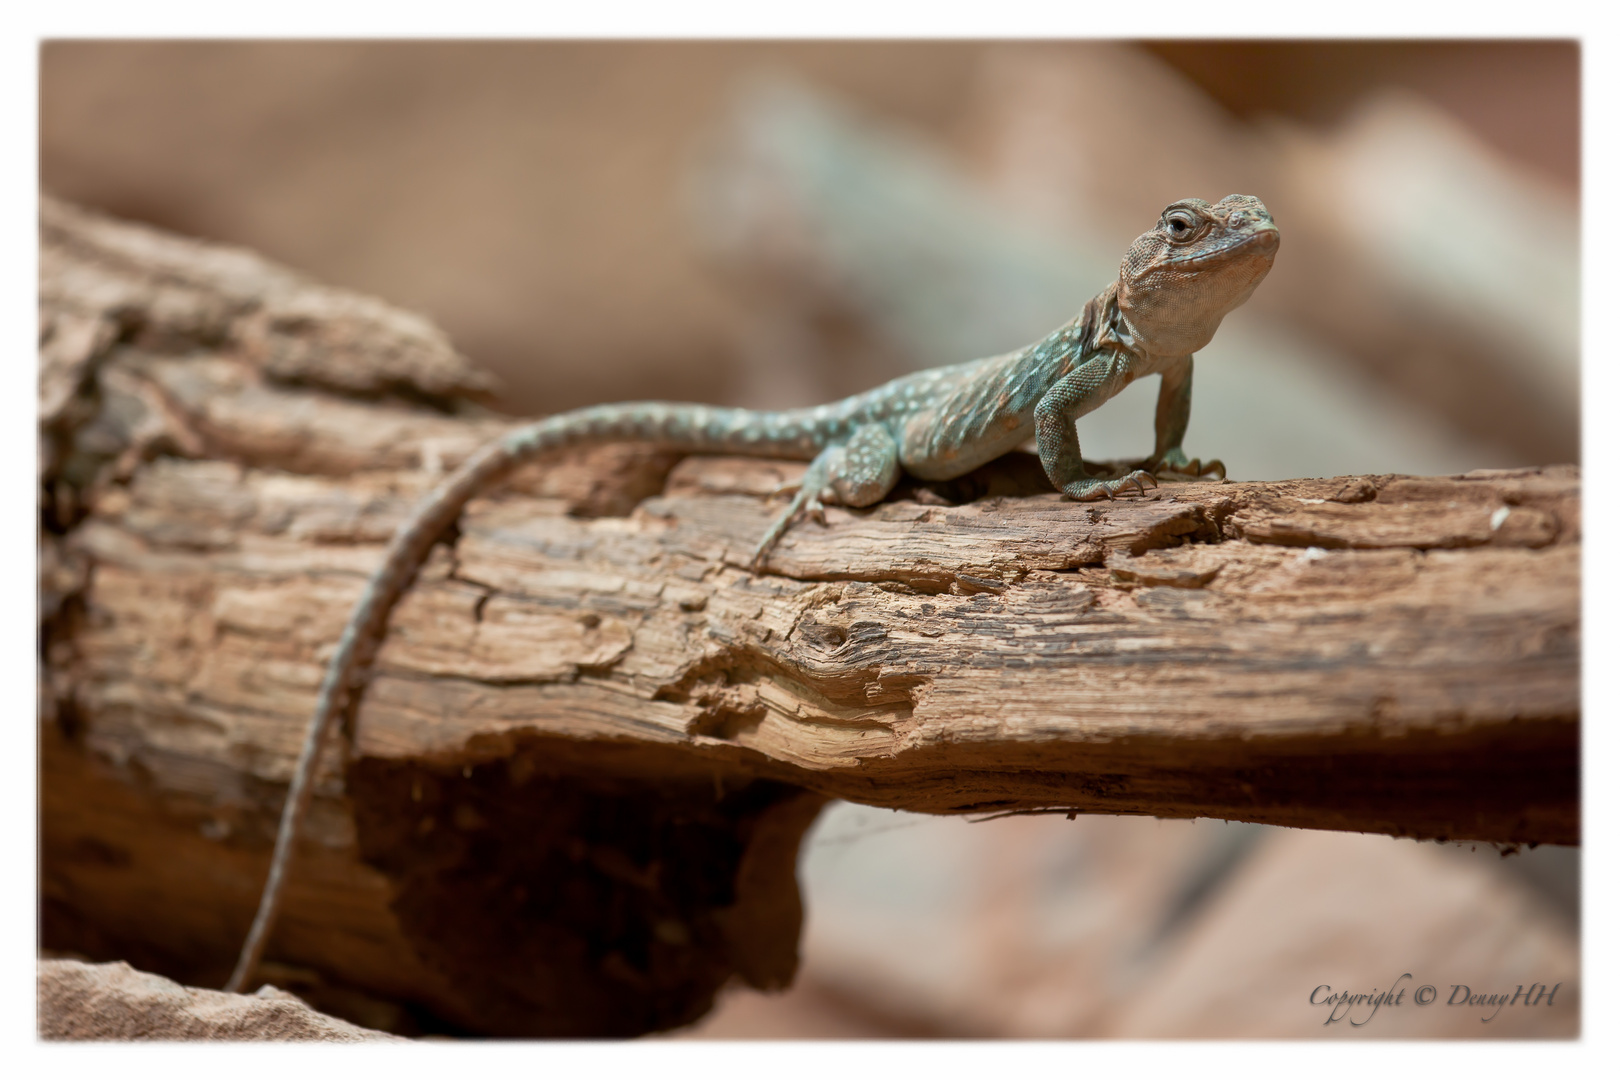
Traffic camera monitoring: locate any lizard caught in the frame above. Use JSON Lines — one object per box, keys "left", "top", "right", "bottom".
{"left": 223, "top": 193, "right": 1279, "bottom": 993}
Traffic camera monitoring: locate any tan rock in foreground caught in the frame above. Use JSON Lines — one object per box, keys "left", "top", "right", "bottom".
{"left": 39, "top": 959, "right": 402, "bottom": 1041}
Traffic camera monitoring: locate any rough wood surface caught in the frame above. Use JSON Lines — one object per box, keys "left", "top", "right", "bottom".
{"left": 39, "top": 196, "right": 1579, "bottom": 1037}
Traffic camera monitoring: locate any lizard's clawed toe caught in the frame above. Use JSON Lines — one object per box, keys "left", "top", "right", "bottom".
{"left": 1148, "top": 455, "right": 1225, "bottom": 482}
{"left": 1115, "top": 469, "right": 1156, "bottom": 496}
{"left": 1064, "top": 469, "right": 1158, "bottom": 502}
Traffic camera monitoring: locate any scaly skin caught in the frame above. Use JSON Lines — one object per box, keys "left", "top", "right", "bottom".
{"left": 224, "top": 194, "right": 1279, "bottom": 993}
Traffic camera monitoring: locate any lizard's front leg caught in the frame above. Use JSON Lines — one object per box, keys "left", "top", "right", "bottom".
{"left": 1034, "top": 355, "right": 1156, "bottom": 500}
{"left": 750, "top": 423, "right": 901, "bottom": 568}
{"left": 1141, "top": 356, "right": 1225, "bottom": 480}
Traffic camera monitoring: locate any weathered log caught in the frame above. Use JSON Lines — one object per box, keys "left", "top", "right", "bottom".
{"left": 39, "top": 196, "right": 1578, "bottom": 1037}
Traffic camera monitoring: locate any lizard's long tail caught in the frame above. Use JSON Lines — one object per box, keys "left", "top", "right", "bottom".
{"left": 223, "top": 403, "right": 825, "bottom": 993}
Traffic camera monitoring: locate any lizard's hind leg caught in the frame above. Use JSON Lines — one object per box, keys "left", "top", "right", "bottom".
{"left": 750, "top": 424, "right": 900, "bottom": 569}
{"left": 827, "top": 423, "right": 901, "bottom": 508}
{"left": 750, "top": 454, "right": 832, "bottom": 569}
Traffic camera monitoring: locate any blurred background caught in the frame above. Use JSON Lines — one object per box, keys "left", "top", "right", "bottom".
{"left": 40, "top": 40, "right": 1580, "bottom": 1037}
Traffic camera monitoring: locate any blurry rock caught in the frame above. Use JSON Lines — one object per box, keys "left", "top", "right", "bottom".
{"left": 38, "top": 959, "right": 402, "bottom": 1041}
{"left": 1104, "top": 830, "right": 1579, "bottom": 1037}
{"left": 792, "top": 809, "right": 1267, "bottom": 1036}
{"left": 1141, "top": 41, "right": 1579, "bottom": 192}
{"left": 1266, "top": 91, "right": 1578, "bottom": 460}
{"left": 670, "top": 976, "right": 932, "bottom": 1039}
{"left": 962, "top": 44, "right": 1263, "bottom": 253}
{"left": 679, "top": 809, "right": 1577, "bottom": 1038}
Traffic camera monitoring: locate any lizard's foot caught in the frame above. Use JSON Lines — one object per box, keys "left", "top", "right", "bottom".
{"left": 1145, "top": 451, "right": 1226, "bottom": 481}
{"left": 1165, "top": 456, "right": 1225, "bottom": 480}
{"left": 1062, "top": 469, "right": 1157, "bottom": 501}
{"left": 750, "top": 488, "right": 827, "bottom": 569}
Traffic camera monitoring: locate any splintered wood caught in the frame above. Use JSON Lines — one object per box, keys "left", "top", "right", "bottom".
{"left": 39, "top": 195, "right": 1577, "bottom": 1036}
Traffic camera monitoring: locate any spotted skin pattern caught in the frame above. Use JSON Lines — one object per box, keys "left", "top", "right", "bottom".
{"left": 225, "top": 195, "right": 1280, "bottom": 993}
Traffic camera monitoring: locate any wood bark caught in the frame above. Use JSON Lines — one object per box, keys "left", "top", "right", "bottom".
{"left": 39, "top": 196, "right": 1579, "bottom": 1037}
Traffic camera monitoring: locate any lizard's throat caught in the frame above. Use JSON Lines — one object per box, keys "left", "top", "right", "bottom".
{"left": 1114, "top": 291, "right": 1227, "bottom": 358}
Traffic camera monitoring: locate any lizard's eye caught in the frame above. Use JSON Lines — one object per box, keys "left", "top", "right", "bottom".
{"left": 1165, "top": 212, "right": 1198, "bottom": 240}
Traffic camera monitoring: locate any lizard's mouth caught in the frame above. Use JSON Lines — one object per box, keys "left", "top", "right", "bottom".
{"left": 1168, "top": 227, "right": 1279, "bottom": 267}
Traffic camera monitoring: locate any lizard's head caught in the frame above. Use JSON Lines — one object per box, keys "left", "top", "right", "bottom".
{"left": 1116, "top": 194, "right": 1279, "bottom": 357}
